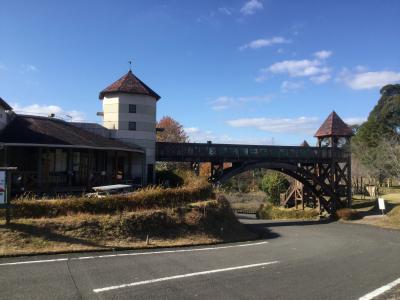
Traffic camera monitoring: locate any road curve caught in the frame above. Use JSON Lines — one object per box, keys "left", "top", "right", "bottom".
{"left": 0, "top": 216, "right": 399, "bottom": 300}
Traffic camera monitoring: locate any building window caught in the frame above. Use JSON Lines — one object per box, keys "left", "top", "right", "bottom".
{"left": 129, "top": 104, "right": 137, "bottom": 113}
{"left": 128, "top": 121, "right": 136, "bottom": 131}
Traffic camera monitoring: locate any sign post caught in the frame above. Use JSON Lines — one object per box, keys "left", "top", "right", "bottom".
{"left": 0, "top": 167, "right": 17, "bottom": 225}
{"left": 378, "top": 197, "right": 386, "bottom": 215}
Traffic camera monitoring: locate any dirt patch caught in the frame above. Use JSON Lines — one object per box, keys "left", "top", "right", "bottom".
{"left": 222, "top": 191, "right": 265, "bottom": 211}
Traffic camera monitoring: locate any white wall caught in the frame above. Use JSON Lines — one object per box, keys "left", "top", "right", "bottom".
{"left": 102, "top": 93, "right": 157, "bottom": 184}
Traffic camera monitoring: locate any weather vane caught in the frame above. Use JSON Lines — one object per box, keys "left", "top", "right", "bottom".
{"left": 128, "top": 60, "right": 132, "bottom": 71}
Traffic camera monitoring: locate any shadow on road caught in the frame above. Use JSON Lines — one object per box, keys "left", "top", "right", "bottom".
{"left": 251, "top": 218, "right": 334, "bottom": 228}
{"left": 238, "top": 214, "right": 338, "bottom": 240}
{"left": 242, "top": 222, "right": 281, "bottom": 240}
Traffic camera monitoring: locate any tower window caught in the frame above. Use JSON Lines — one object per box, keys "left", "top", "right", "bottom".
{"left": 129, "top": 104, "right": 137, "bottom": 113}
{"left": 128, "top": 121, "right": 136, "bottom": 131}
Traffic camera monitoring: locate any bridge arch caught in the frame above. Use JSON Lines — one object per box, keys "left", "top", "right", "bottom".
{"left": 215, "top": 161, "right": 334, "bottom": 211}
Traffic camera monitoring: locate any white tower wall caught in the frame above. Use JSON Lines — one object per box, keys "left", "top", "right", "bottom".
{"left": 102, "top": 93, "right": 157, "bottom": 184}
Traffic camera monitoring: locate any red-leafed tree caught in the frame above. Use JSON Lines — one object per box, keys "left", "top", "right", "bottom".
{"left": 157, "top": 116, "right": 188, "bottom": 143}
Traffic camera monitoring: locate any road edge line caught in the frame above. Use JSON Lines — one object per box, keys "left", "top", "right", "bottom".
{"left": 359, "top": 277, "right": 400, "bottom": 300}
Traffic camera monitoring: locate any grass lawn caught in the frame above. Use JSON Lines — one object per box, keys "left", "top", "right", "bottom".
{"left": 349, "top": 187, "right": 400, "bottom": 230}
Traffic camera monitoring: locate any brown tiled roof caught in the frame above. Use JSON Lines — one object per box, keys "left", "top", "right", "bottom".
{"left": 314, "top": 111, "right": 353, "bottom": 137}
{"left": 0, "top": 97, "right": 12, "bottom": 111}
{"left": 299, "top": 140, "right": 310, "bottom": 147}
{"left": 99, "top": 70, "right": 161, "bottom": 100}
{"left": 0, "top": 115, "right": 143, "bottom": 152}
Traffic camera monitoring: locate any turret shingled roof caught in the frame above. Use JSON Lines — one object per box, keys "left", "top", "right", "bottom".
{"left": 314, "top": 111, "right": 353, "bottom": 137}
{"left": 99, "top": 70, "right": 161, "bottom": 100}
{"left": 300, "top": 140, "right": 310, "bottom": 147}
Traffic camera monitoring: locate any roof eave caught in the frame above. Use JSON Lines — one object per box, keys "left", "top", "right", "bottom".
{"left": 0, "top": 142, "right": 145, "bottom": 154}
{"left": 99, "top": 91, "right": 161, "bottom": 101}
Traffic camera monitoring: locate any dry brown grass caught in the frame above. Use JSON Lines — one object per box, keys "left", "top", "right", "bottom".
{"left": 5, "top": 180, "right": 212, "bottom": 219}
{"left": 0, "top": 196, "right": 257, "bottom": 256}
{"left": 335, "top": 208, "right": 361, "bottom": 220}
{"left": 257, "top": 203, "right": 319, "bottom": 220}
{"left": 221, "top": 191, "right": 266, "bottom": 211}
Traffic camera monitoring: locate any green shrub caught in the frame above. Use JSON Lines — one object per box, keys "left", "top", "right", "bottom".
{"left": 260, "top": 171, "right": 289, "bottom": 205}
{"left": 9, "top": 181, "right": 213, "bottom": 218}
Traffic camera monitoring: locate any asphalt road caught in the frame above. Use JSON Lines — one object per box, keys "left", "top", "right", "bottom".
{"left": 0, "top": 216, "right": 400, "bottom": 300}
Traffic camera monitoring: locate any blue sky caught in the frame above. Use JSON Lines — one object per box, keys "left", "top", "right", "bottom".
{"left": 1, "top": 0, "right": 400, "bottom": 145}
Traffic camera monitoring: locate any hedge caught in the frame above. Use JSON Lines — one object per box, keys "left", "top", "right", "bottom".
{"left": 8, "top": 181, "right": 213, "bottom": 219}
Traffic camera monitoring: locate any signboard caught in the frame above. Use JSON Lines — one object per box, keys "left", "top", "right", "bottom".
{"left": 378, "top": 198, "right": 385, "bottom": 210}
{"left": 0, "top": 171, "right": 6, "bottom": 204}
{"left": 378, "top": 197, "right": 386, "bottom": 215}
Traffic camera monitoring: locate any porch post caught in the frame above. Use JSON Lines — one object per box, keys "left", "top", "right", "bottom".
{"left": 114, "top": 151, "right": 118, "bottom": 182}
{"left": 37, "top": 148, "right": 42, "bottom": 188}
{"left": 87, "top": 150, "right": 94, "bottom": 188}
{"left": 67, "top": 149, "right": 73, "bottom": 186}
{"left": 4, "top": 146, "right": 8, "bottom": 167}
{"left": 128, "top": 153, "right": 132, "bottom": 180}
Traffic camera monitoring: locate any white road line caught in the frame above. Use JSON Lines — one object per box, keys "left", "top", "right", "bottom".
{"left": 359, "top": 277, "right": 400, "bottom": 300}
{"left": 0, "top": 241, "right": 268, "bottom": 267}
{"left": 0, "top": 258, "right": 68, "bottom": 266}
{"left": 73, "top": 241, "right": 269, "bottom": 260}
{"left": 93, "top": 260, "right": 279, "bottom": 293}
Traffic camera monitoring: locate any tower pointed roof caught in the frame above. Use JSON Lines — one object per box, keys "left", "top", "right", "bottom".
{"left": 99, "top": 70, "right": 161, "bottom": 100}
{"left": 314, "top": 111, "right": 353, "bottom": 137}
{"left": 300, "top": 140, "right": 310, "bottom": 147}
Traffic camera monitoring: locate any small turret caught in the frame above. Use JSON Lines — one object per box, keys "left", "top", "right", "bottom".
{"left": 314, "top": 111, "right": 353, "bottom": 148}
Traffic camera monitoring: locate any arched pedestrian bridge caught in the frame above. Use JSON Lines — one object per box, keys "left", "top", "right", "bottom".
{"left": 156, "top": 141, "right": 351, "bottom": 214}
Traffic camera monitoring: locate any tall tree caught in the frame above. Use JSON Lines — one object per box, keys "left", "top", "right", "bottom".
{"left": 352, "top": 84, "right": 400, "bottom": 182}
{"left": 157, "top": 116, "right": 188, "bottom": 143}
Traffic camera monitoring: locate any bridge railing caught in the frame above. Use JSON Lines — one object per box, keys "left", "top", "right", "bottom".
{"left": 156, "top": 142, "right": 350, "bottom": 163}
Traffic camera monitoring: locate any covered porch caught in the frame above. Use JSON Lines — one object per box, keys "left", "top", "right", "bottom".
{"left": 0, "top": 145, "right": 144, "bottom": 195}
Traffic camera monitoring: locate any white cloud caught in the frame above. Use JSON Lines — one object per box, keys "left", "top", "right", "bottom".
{"left": 267, "top": 59, "right": 329, "bottom": 77}
{"left": 339, "top": 69, "right": 400, "bottom": 90}
{"left": 240, "top": 0, "right": 263, "bottom": 15}
{"left": 343, "top": 117, "right": 366, "bottom": 125}
{"left": 184, "top": 126, "right": 274, "bottom": 145}
{"left": 239, "top": 37, "right": 290, "bottom": 50}
{"left": 227, "top": 116, "right": 320, "bottom": 134}
{"left": 13, "top": 103, "right": 86, "bottom": 121}
{"left": 314, "top": 50, "right": 332, "bottom": 60}
{"left": 20, "top": 64, "right": 38, "bottom": 73}
{"left": 310, "top": 74, "right": 331, "bottom": 84}
{"left": 210, "top": 94, "right": 272, "bottom": 111}
{"left": 210, "top": 96, "right": 235, "bottom": 111}
{"left": 184, "top": 127, "right": 201, "bottom": 134}
{"left": 257, "top": 51, "right": 333, "bottom": 84}
{"left": 281, "top": 80, "right": 304, "bottom": 92}
{"left": 218, "top": 7, "right": 233, "bottom": 15}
